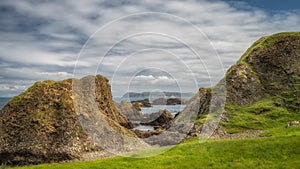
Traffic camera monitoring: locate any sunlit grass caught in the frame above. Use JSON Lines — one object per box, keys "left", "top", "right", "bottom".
{"left": 13, "top": 135, "right": 300, "bottom": 169}
{"left": 222, "top": 97, "right": 300, "bottom": 134}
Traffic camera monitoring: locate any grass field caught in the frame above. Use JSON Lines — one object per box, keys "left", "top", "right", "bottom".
{"left": 11, "top": 129, "right": 300, "bottom": 169}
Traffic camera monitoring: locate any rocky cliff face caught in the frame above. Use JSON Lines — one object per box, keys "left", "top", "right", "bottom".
{"left": 0, "top": 75, "right": 133, "bottom": 165}
{"left": 226, "top": 32, "right": 300, "bottom": 108}
{"left": 115, "top": 101, "right": 142, "bottom": 122}
{"left": 190, "top": 32, "right": 300, "bottom": 136}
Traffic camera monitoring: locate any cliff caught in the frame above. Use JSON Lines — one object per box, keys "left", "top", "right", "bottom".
{"left": 0, "top": 75, "right": 134, "bottom": 165}
{"left": 191, "top": 32, "right": 300, "bottom": 136}
{"left": 226, "top": 32, "right": 300, "bottom": 108}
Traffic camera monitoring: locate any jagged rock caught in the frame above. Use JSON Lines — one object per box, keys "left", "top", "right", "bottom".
{"left": 92, "top": 75, "right": 133, "bottom": 129}
{"left": 227, "top": 33, "right": 300, "bottom": 108}
{"left": 115, "top": 101, "right": 142, "bottom": 122}
{"left": 187, "top": 32, "right": 300, "bottom": 138}
{"left": 226, "top": 63, "right": 264, "bottom": 106}
{"left": 141, "top": 109, "right": 174, "bottom": 127}
{"left": 131, "top": 99, "right": 152, "bottom": 109}
{"left": 152, "top": 98, "right": 186, "bottom": 105}
{"left": 133, "top": 109, "right": 174, "bottom": 139}
{"left": 187, "top": 88, "right": 212, "bottom": 137}
{"left": 131, "top": 102, "right": 142, "bottom": 111}
{"left": 0, "top": 75, "right": 134, "bottom": 165}
{"left": 132, "top": 129, "right": 160, "bottom": 138}
{"left": 166, "top": 98, "right": 186, "bottom": 105}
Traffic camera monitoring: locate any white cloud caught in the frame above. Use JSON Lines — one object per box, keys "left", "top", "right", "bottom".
{"left": 133, "top": 75, "right": 175, "bottom": 85}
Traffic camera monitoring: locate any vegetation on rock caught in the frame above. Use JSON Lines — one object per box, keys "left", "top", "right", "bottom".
{"left": 0, "top": 75, "right": 133, "bottom": 165}
{"left": 194, "top": 32, "right": 300, "bottom": 136}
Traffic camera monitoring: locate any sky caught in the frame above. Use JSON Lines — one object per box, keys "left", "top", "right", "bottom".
{"left": 0, "top": 0, "right": 300, "bottom": 97}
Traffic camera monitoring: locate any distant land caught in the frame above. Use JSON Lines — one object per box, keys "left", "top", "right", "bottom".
{"left": 120, "top": 92, "right": 195, "bottom": 101}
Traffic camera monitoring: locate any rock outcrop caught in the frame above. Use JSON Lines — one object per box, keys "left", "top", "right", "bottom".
{"left": 115, "top": 101, "right": 142, "bottom": 122}
{"left": 0, "top": 75, "right": 134, "bottom": 165}
{"left": 131, "top": 99, "right": 152, "bottom": 108}
{"left": 141, "top": 109, "right": 174, "bottom": 127}
{"left": 226, "top": 32, "right": 300, "bottom": 108}
{"left": 189, "top": 32, "right": 300, "bottom": 137}
{"left": 152, "top": 98, "right": 186, "bottom": 105}
{"left": 188, "top": 88, "right": 212, "bottom": 137}
{"left": 131, "top": 109, "right": 174, "bottom": 139}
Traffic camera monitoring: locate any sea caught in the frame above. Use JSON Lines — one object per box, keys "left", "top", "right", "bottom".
{"left": 116, "top": 96, "right": 190, "bottom": 130}
{"left": 141, "top": 104, "right": 185, "bottom": 116}
{"left": 0, "top": 98, "right": 11, "bottom": 110}
{"left": 114, "top": 95, "right": 190, "bottom": 117}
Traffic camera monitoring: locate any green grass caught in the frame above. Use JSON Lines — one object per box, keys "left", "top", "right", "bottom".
{"left": 12, "top": 135, "right": 300, "bottom": 169}
{"left": 222, "top": 97, "right": 300, "bottom": 134}
{"left": 260, "top": 125, "right": 300, "bottom": 137}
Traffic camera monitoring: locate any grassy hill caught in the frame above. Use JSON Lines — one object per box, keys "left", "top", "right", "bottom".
{"left": 194, "top": 32, "right": 300, "bottom": 137}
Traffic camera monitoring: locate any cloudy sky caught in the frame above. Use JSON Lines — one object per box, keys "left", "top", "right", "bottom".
{"left": 0, "top": 0, "right": 300, "bottom": 97}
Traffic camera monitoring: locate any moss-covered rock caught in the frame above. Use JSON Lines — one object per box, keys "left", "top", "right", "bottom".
{"left": 227, "top": 32, "right": 300, "bottom": 111}
{"left": 0, "top": 75, "right": 133, "bottom": 165}
{"left": 190, "top": 32, "right": 300, "bottom": 137}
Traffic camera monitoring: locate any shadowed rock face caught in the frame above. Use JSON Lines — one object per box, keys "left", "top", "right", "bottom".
{"left": 0, "top": 75, "right": 133, "bottom": 165}
{"left": 115, "top": 101, "right": 142, "bottom": 122}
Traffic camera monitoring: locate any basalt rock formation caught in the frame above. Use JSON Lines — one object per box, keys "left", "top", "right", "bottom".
{"left": 189, "top": 32, "right": 300, "bottom": 136}
{"left": 115, "top": 101, "right": 142, "bottom": 122}
{"left": 0, "top": 75, "right": 134, "bottom": 165}
{"left": 226, "top": 32, "right": 300, "bottom": 110}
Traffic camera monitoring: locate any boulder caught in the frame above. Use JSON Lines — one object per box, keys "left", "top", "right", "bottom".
{"left": 131, "top": 99, "right": 152, "bottom": 108}
{"left": 141, "top": 109, "right": 174, "bottom": 127}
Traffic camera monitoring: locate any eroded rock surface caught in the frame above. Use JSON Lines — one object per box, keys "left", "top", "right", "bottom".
{"left": 0, "top": 75, "right": 134, "bottom": 165}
